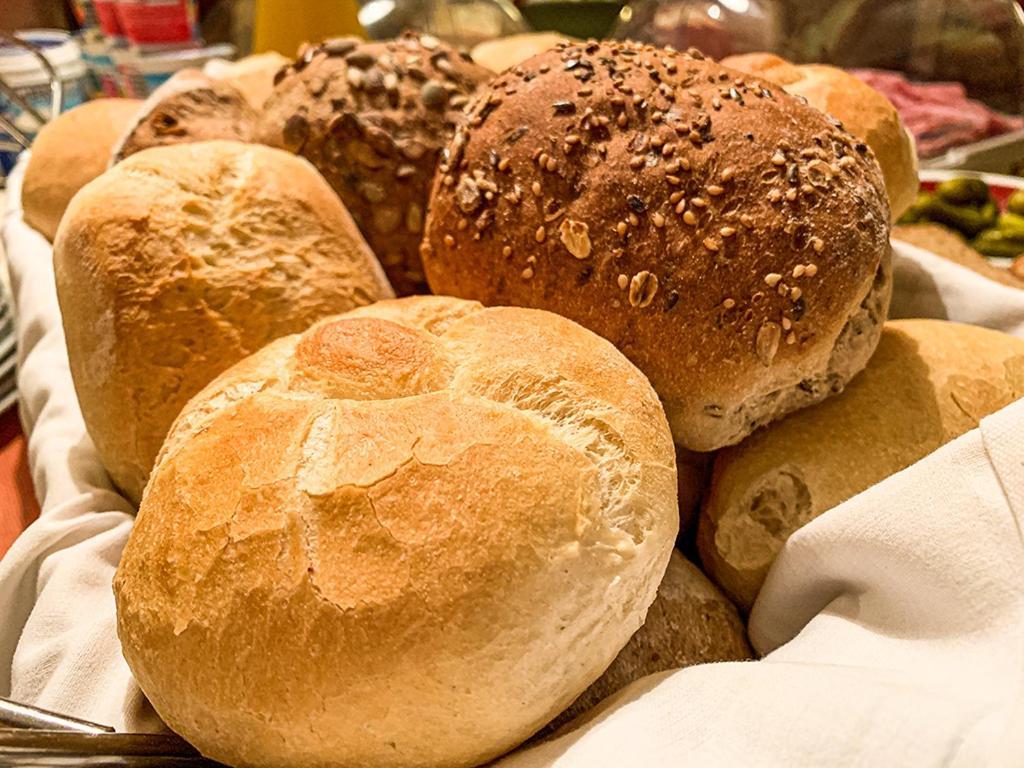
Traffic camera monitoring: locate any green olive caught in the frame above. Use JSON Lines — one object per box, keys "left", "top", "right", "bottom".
{"left": 936, "top": 177, "right": 992, "bottom": 206}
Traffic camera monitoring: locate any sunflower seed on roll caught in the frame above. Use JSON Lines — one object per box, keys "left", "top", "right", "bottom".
{"left": 115, "top": 295, "right": 680, "bottom": 768}
{"left": 259, "top": 32, "right": 492, "bottom": 295}
{"left": 422, "top": 40, "right": 892, "bottom": 452}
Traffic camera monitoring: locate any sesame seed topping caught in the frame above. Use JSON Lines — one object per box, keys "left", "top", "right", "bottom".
{"left": 443, "top": 234, "right": 455, "bottom": 247}
{"left": 566, "top": 134, "right": 581, "bottom": 145}
{"left": 782, "top": 317, "right": 792, "bottom": 330}
{"left": 535, "top": 226, "right": 546, "bottom": 243}
{"left": 764, "top": 272, "right": 782, "bottom": 287}
{"left": 786, "top": 331, "right": 797, "bottom": 345}
{"left": 617, "top": 273, "right": 629, "bottom": 290}
{"left": 531, "top": 181, "right": 542, "bottom": 197}
{"left": 790, "top": 287, "right": 802, "bottom": 300}
{"left": 683, "top": 210, "right": 698, "bottom": 225}
{"left": 675, "top": 199, "right": 687, "bottom": 214}
{"left": 721, "top": 167, "right": 735, "bottom": 181}
{"left": 771, "top": 151, "right": 786, "bottom": 166}
{"left": 669, "top": 191, "right": 684, "bottom": 204}
{"left": 545, "top": 157, "right": 558, "bottom": 172}
{"left": 691, "top": 196, "right": 707, "bottom": 208}
{"left": 630, "top": 156, "right": 645, "bottom": 169}
{"left": 707, "top": 184, "right": 724, "bottom": 196}
{"left": 653, "top": 212, "right": 666, "bottom": 228}
{"left": 502, "top": 245, "right": 513, "bottom": 257}
{"left": 805, "top": 263, "right": 818, "bottom": 276}
{"left": 679, "top": 157, "right": 691, "bottom": 171}
{"left": 793, "top": 265, "right": 805, "bottom": 278}
{"left": 723, "top": 298, "right": 736, "bottom": 309}
{"left": 666, "top": 175, "right": 682, "bottom": 186}
{"left": 811, "top": 237, "right": 824, "bottom": 252}
{"left": 720, "top": 226, "right": 736, "bottom": 237}
{"left": 628, "top": 212, "right": 640, "bottom": 227}
{"left": 703, "top": 237, "right": 720, "bottom": 252}
{"left": 801, "top": 183, "right": 814, "bottom": 195}
{"left": 522, "top": 267, "right": 534, "bottom": 279}
{"left": 617, "top": 221, "right": 628, "bottom": 236}
{"left": 785, "top": 189, "right": 798, "bottom": 201}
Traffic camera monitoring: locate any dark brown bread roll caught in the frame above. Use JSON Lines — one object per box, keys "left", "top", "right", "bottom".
{"left": 421, "top": 40, "right": 892, "bottom": 452}
{"left": 259, "top": 32, "right": 492, "bottom": 295}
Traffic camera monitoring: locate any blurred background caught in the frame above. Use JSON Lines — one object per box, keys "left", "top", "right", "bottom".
{"left": 1, "top": 0, "right": 1023, "bottom": 169}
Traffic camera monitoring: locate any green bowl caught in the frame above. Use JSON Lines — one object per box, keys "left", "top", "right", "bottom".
{"left": 520, "top": 1, "right": 626, "bottom": 40}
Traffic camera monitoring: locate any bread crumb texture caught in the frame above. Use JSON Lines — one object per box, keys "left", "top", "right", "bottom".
{"left": 115, "top": 296, "right": 678, "bottom": 768}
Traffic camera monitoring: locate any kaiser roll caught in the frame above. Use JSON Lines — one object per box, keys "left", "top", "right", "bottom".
{"left": 21, "top": 98, "right": 142, "bottom": 240}
{"left": 54, "top": 140, "right": 393, "bottom": 504}
{"left": 259, "top": 32, "right": 492, "bottom": 295}
{"left": 721, "top": 53, "right": 919, "bottom": 219}
{"left": 111, "top": 70, "right": 258, "bottom": 164}
{"left": 699, "top": 319, "right": 1024, "bottom": 612}
{"left": 422, "top": 41, "right": 892, "bottom": 452}
{"left": 544, "top": 550, "right": 751, "bottom": 734}
{"left": 114, "top": 295, "right": 679, "bottom": 768}
{"left": 471, "top": 32, "right": 574, "bottom": 73}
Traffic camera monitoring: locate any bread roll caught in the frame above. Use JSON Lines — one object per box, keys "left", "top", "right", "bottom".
{"left": 114, "top": 295, "right": 679, "bottom": 768}
{"left": 205, "top": 51, "right": 290, "bottom": 109}
{"left": 54, "top": 140, "right": 393, "bottom": 503}
{"left": 21, "top": 98, "right": 142, "bottom": 241}
{"left": 699, "top": 319, "right": 1024, "bottom": 612}
{"left": 893, "top": 222, "right": 1024, "bottom": 290}
{"left": 259, "top": 32, "right": 492, "bottom": 295}
{"left": 721, "top": 53, "right": 918, "bottom": 219}
{"left": 111, "top": 71, "right": 258, "bottom": 164}
{"left": 471, "top": 32, "right": 573, "bottom": 73}
{"left": 423, "top": 41, "right": 892, "bottom": 453}
{"left": 545, "top": 551, "right": 751, "bottom": 733}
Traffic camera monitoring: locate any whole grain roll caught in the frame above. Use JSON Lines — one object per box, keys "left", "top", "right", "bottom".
{"left": 111, "top": 70, "right": 258, "bottom": 164}
{"left": 54, "top": 140, "right": 393, "bottom": 503}
{"left": 114, "top": 295, "right": 679, "bottom": 768}
{"left": 21, "top": 98, "right": 142, "bottom": 241}
{"left": 259, "top": 32, "right": 492, "bottom": 295}
{"left": 422, "top": 40, "right": 892, "bottom": 452}
{"left": 721, "top": 53, "right": 919, "bottom": 219}
{"left": 699, "top": 319, "right": 1024, "bottom": 612}
{"left": 545, "top": 551, "right": 750, "bottom": 733}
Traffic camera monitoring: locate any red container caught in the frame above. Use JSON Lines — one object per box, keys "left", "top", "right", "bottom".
{"left": 116, "top": 1, "right": 198, "bottom": 47}
{"left": 93, "top": 0, "right": 124, "bottom": 38}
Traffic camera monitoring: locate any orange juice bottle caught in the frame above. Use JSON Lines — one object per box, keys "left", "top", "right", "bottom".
{"left": 252, "top": 0, "right": 364, "bottom": 57}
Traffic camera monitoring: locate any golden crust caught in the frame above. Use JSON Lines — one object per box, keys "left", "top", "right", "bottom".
{"left": 53, "top": 140, "right": 393, "bottom": 503}
{"left": 115, "top": 296, "right": 679, "bottom": 768}
{"left": 259, "top": 32, "right": 492, "bottom": 295}
{"left": 722, "top": 53, "right": 919, "bottom": 219}
{"left": 21, "top": 98, "right": 142, "bottom": 241}
{"left": 422, "top": 41, "right": 891, "bottom": 452}
{"left": 699, "top": 319, "right": 1024, "bottom": 612}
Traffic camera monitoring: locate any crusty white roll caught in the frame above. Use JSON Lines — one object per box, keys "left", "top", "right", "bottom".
{"left": 54, "top": 140, "right": 393, "bottom": 504}
{"left": 21, "top": 98, "right": 142, "bottom": 240}
{"left": 699, "top": 319, "right": 1024, "bottom": 612}
{"left": 721, "top": 53, "right": 919, "bottom": 219}
{"left": 114, "top": 295, "right": 679, "bottom": 768}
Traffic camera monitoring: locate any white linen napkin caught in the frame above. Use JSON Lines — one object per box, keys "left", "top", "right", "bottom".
{"left": 1, "top": 150, "right": 1022, "bottom": 764}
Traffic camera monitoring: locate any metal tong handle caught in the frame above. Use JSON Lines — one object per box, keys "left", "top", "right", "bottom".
{"left": 0, "top": 697, "right": 114, "bottom": 733}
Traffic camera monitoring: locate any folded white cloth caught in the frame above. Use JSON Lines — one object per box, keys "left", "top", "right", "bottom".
{"left": 1, "top": 152, "right": 1022, "bottom": 765}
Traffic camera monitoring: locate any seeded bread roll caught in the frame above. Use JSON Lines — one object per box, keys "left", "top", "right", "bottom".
{"left": 721, "top": 53, "right": 918, "bottom": 219}
{"left": 21, "top": 98, "right": 142, "bottom": 241}
{"left": 54, "top": 141, "right": 393, "bottom": 504}
{"left": 115, "top": 295, "right": 679, "bottom": 768}
{"left": 545, "top": 551, "right": 751, "bottom": 734}
{"left": 111, "top": 70, "right": 258, "bottom": 164}
{"left": 422, "top": 40, "right": 892, "bottom": 452}
{"left": 259, "top": 32, "right": 492, "bottom": 295}
{"left": 699, "top": 319, "right": 1024, "bottom": 612}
